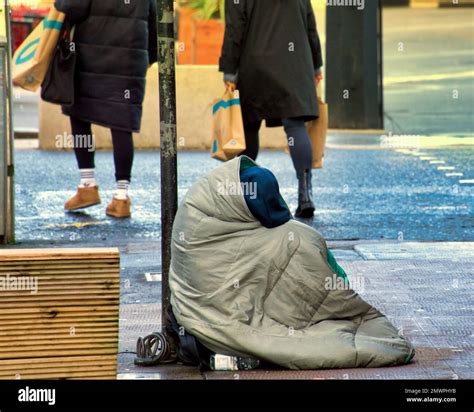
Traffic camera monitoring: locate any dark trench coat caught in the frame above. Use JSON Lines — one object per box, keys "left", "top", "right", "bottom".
{"left": 54, "top": 0, "right": 158, "bottom": 132}
{"left": 219, "top": 0, "right": 323, "bottom": 127}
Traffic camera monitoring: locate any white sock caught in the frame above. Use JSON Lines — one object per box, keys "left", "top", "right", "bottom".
{"left": 115, "top": 180, "right": 130, "bottom": 200}
{"left": 79, "top": 169, "right": 97, "bottom": 188}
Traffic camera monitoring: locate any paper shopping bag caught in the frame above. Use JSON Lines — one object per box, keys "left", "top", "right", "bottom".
{"left": 307, "top": 89, "right": 328, "bottom": 169}
{"left": 12, "top": 8, "right": 65, "bottom": 92}
{"left": 211, "top": 89, "right": 246, "bottom": 162}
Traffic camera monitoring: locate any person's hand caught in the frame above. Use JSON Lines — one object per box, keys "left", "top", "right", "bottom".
{"left": 225, "top": 81, "right": 237, "bottom": 93}
{"left": 315, "top": 72, "right": 323, "bottom": 84}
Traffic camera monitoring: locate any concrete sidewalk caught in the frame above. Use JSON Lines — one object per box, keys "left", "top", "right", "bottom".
{"left": 115, "top": 240, "right": 473, "bottom": 380}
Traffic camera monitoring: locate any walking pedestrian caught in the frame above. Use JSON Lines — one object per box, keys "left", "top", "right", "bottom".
{"left": 55, "top": 0, "right": 158, "bottom": 218}
{"left": 219, "top": 0, "right": 323, "bottom": 218}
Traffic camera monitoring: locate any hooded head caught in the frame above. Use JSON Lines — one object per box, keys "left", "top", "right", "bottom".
{"left": 174, "top": 156, "right": 292, "bottom": 236}
{"left": 239, "top": 156, "right": 292, "bottom": 229}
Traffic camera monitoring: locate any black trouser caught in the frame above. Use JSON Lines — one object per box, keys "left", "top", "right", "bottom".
{"left": 70, "top": 116, "right": 134, "bottom": 182}
{"left": 242, "top": 118, "right": 313, "bottom": 174}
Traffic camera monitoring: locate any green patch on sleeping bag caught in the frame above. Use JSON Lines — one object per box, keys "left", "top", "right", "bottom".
{"left": 327, "top": 249, "right": 349, "bottom": 282}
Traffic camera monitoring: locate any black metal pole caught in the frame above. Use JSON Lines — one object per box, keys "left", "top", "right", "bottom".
{"left": 1, "top": 0, "right": 14, "bottom": 244}
{"left": 6, "top": 1, "right": 15, "bottom": 243}
{"left": 157, "top": 0, "right": 177, "bottom": 331}
{"left": 378, "top": 2, "right": 384, "bottom": 126}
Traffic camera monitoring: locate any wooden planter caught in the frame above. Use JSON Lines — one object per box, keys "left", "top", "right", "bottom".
{"left": 0, "top": 248, "right": 120, "bottom": 380}
{"left": 178, "top": 7, "right": 225, "bottom": 65}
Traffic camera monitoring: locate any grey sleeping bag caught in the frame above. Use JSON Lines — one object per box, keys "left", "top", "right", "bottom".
{"left": 170, "top": 156, "right": 415, "bottom": 369}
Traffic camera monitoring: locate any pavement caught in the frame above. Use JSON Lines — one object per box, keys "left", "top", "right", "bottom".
{"left": 6, "top": 236, "right": 471, "bottom": 380}
{"left": 3, "top": 7, "right": 474, "bottom": 380}
{"left": 116, "top": 240, "right": 474, "bottom": 380}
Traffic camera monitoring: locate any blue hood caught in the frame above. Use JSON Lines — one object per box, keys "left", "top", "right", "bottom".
{"left": 239, "top": 157, "right": 292, "bottom": 229}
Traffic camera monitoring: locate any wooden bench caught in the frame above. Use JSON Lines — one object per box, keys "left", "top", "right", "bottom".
{"left": 0, "top": 248, "right": 120, "bottom": 379}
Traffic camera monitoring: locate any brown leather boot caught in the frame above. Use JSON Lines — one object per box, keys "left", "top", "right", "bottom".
{"left": 106, "top": 197, "right": 131, "bottom": 218}
{"left": 64, "top": 186, "right": 101, "bottom": 211}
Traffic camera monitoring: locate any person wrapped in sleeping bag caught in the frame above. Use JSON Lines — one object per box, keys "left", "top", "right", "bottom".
{"left": 169, "top": 156, "right": 415, "bottom": 369}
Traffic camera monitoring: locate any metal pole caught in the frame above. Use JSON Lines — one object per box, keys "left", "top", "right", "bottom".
{"left": 5, "top": 0, "right": 15, "bottom": 243}
{"left": 0, "top": 0, "right": 14, "bottom": 244}
{"left": 378, "top": 1, "right": 384, "bottom": 127}
{"left": 0, "top": 8, "right": 6, "bottom": 244}
{"left": 157, "top": 0, "right": 177, "bottom": 331}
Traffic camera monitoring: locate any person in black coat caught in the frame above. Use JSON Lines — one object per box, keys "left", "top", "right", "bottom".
{"left": 219, "top": 0, "right": 323, "bottom": 218}
{"left": 55, "top": 0, "right": 158, "bottom": 218}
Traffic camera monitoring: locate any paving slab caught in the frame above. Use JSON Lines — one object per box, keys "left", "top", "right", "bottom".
{"left": 329, "top": 248, "right": 364, "bottom": 261}
{"left": 118, "top": 356, "right": 203, "bottom": 380}
{"left": 116, "top": 249, "right": 473, "bottom": 380}
{"left": 8, "top": 240, "right": 471, "bottom": 379}
{"left": 354, "top": 242, "right": 474, "bottom": 261}
{"left": 119, "top": 303, "right": 162, "bottom": 355}
{"left": 201, "top": 361, "right": 457, "bottom": 380}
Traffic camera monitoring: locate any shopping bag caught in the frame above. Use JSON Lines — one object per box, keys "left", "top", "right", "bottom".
{"left": 12, "top": 8, "right": 65, "bottom": 92}
{"left": 307, "top": 85, "right": 328, "bottom": 169}
{"left": 211, "top": 89, "right": 246, "bottom": 162}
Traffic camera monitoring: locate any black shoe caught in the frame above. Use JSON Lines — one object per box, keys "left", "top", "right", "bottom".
{"left": 295, "top": 169, "right": 315, "bottom": 218}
